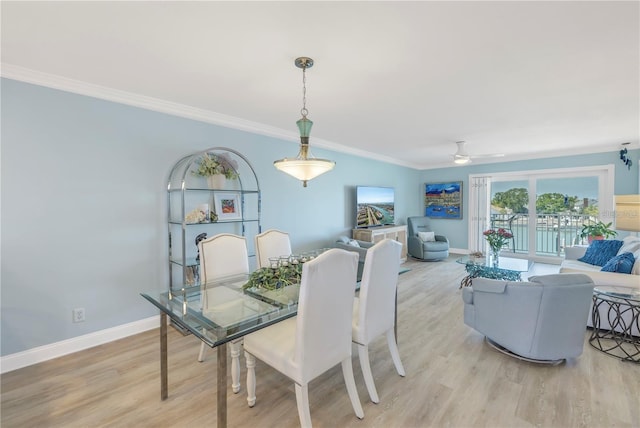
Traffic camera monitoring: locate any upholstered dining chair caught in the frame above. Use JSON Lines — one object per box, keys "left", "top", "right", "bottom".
{"left": 352, "top": 238, "right": 405, "bottom": 404}
{"left": 198, "top": 233, "right": 249, "bottom": 393}
{"left": 243, "top": 249, "right": 364, "bottom": 427}
{"left": 254, "top": 229, "right": 292, "bottom": 269}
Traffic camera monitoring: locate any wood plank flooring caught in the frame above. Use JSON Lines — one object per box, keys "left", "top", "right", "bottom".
{"left": 2, "top": 256, "right": 639, "bottom": 427}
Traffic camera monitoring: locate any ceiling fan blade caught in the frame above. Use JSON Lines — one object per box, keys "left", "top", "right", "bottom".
{"left": 451, "top": 140, "right": 503, "bottom": 164}
{"left": 470, "top": 153, "right": 505, "bottom": 159}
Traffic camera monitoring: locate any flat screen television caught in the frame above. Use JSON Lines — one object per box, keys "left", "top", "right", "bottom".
{"left": 356, "top": 186, "right": 395, "bottom": 228}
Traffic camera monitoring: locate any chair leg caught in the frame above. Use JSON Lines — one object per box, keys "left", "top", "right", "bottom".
{"left": 341, "top": 357, "right": 364, "bottom": 419}
{"left": 357, "top": 344, "right": 379, "bottom": 404}
{"left": 245, "top": 351, "right": 256, "bottom": 407}
{"left": 230, "top": 340, "right": 242, "bottom": 393}
{"left": 295, "top": 383, "right": 312, "bottom": 428}
{"left": 386, "top": 329, "right": 406, "bottom": 377}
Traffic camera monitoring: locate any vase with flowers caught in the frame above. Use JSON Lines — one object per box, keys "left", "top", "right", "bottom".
{"left": 483, "top": 228, "right": 514, "bottom": 267}
{"left": 193, "top": 152, "right": 239, "bottom": 188}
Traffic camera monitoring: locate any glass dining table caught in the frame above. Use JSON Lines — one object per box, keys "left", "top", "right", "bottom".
{"left": 141, "top": 266, "right": 409, "bottom": 428}
{"left": 141, "top": 273, "right": 300, "bottom": 428}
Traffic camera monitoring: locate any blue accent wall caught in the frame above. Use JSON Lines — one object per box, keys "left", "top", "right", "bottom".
{"left": 0, "top": 79, "right": 421, "bottom": 355}
{"left": 2, "top": 78, "right": 637, "bottom": 355}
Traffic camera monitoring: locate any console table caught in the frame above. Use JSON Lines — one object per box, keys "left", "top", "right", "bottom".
{"left": 352, "top": 225, "right": 408, "bottom": 262}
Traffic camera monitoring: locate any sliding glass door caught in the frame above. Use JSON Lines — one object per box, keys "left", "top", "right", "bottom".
{"left": 535, "top": 176, "right": 599, "bottom": 256}
{"left": 476, "top": 165, "right": 614, "bottom": 262}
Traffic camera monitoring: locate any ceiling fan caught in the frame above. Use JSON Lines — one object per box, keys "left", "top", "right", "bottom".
{"left": 452, "top": 141, "right": 505, "bottom": 165}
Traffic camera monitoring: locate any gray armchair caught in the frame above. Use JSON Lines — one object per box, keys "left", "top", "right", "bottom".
{"left": 407, "top": 216, "right": 449, "bottom": 261}
{"left": 335, "top": 236, "right": 374, "bottom": 278}
{"left": 462, "top": 274, "right": 594, "bottom": 363}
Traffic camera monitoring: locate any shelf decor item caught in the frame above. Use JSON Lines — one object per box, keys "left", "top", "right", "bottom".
{"left": 483, "top": 228, "right": 514, "bottom": 266}
{"left": 193, "top": 152, "right": 239, "bottom": 188}
{"left": 274, "top": 56, "right": 335, "bottom": 187}
{"left": 214, "top": 192, "right": 242, "bottom": 221}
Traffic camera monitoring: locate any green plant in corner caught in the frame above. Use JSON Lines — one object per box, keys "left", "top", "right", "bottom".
{"left": 193, "top": 153, "right": 239, "bottom": 180}
{"left": 579, "top": 220, "right": 617, "bottom": 241}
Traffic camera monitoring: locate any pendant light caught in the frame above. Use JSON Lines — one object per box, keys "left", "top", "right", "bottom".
{"left": 274, "top": 57, "right": 335, "bottom": 187}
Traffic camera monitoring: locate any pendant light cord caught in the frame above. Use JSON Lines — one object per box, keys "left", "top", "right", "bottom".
{"left": 301, "top": 65, "right": 308, "bottom": 118}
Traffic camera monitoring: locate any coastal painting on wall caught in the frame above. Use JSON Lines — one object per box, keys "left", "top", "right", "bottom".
{"left": 425, "top": 181, "right": 462, "bottom": 219}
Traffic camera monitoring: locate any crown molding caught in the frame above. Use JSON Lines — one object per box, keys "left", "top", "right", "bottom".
{"left": 1, "top": 63, "right": 421, "bottom": 169}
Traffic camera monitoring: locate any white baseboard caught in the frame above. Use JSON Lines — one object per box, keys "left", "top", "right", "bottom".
{"left": 0, "top": 316, "right": 160, "bottom": 374}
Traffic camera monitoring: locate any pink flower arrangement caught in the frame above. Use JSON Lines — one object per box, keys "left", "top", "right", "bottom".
{"left": 483, "top": 228, "right": 514, "bottom": 253}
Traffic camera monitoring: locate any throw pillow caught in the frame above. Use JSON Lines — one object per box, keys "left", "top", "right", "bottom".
{"left": 601, "top": 252, "right": 636, "bottom": 274}
{"left": 617, "top": 236, "right": 640, "bottom": 256}
{"left": 347, "top": 239, "right": 361, "bottom": 247}
{"left": 418, "top": 231, "right": 435, "bottom": 242}
{"left": 631, "top": 248, "right": 640, "bottom": 275}
{"left": 577, "top": 239, "right": 623, "bottom": 267}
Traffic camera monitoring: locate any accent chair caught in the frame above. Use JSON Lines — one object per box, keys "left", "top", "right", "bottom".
{"left": 407, "top": 216, "right": 449, "bottom": 261}
{"left": 462, "top": 273, "right": 595, "bottom": 363}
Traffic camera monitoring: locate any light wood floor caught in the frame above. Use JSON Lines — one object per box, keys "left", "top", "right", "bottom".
{"left": 2, "top": 257, "right": 639, "bottom": 427}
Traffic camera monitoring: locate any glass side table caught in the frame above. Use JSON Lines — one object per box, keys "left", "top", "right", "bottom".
{"left": 589, "top": 286, "right": 640, "bottom": 363}
{"left": 456, "top": 255, "right": 533, "bottom": 288}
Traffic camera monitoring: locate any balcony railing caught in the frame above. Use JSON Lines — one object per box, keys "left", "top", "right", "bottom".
{"left": 490, "top": 214, "right": 598, "bottom": 257}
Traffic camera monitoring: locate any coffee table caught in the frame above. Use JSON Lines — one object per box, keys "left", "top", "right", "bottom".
{"left": 456, "top": 255, "right": 534, "bottom": 288}
{"left": 589, "top": 286, "right": 640, "bottom": 363}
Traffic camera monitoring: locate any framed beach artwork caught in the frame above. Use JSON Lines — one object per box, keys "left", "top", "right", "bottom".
{"left": 424, "top": 181, "right": 463, "bottom": 219}
{"left": 214, "top": 193, "right": 242, "bottom": 221}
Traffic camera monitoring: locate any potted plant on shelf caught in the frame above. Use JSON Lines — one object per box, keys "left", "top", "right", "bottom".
{"left": 193, "top": 152, "right": 239, "bottom": 188}
{"left": 579, "top": 221, "right": 617, "bottom": 243}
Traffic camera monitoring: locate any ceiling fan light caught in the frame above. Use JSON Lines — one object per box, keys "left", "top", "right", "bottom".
{"left": 454, "top": 157, "right": 471, "bottom": 165}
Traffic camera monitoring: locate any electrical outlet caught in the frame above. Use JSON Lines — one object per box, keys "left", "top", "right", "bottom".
{"left": 72, "top": 308, "right": 85, "bottom": 323}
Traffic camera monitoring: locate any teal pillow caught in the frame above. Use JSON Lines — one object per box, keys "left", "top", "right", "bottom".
{"left": 578, "top": 240, "right": 623, "bottom": 266}
{"left": 601, "top": 252, "right": 635, "bottom": 274}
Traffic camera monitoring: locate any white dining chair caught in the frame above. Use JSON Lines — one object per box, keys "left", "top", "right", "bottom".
{"left": 352, "top": 238, "right": 405, "bottom": 403}
{"left": 198, "top": 233, "right": 249, "bottom": 394}
{"left": 244, "top": 249, "right": 364, "bottom": 427}
{"left": 254, "top": 229, "right": 292, "bottom": 269}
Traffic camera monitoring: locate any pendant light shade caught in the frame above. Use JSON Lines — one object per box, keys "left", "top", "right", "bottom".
{"left": 274, "top": 57, "right": 335, "bottom": 187}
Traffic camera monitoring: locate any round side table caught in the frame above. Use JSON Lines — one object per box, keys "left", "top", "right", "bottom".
{"left": 589, "top": 286, "right": 640, "bottom": 363}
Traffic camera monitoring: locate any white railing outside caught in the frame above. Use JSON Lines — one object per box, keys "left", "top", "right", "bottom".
{"left": 490, "top": 214, "right": 598, "bottom": 257}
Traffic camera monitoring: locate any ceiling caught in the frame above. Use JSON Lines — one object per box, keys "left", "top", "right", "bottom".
{"left": 2, "top": 1, "right": 638, "bottom": 169}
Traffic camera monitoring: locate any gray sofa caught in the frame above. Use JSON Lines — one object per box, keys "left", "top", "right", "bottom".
{"left": 407, "top": 216, "right": 449, "bottom": 261}
{"left": 462, "top": 274, "right": 595, "bottom": 362}
{"left": 335, "top": 236, "right": 374, "bottom": 279}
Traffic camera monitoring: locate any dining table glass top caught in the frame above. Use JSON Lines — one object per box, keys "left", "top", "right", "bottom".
{"left": 141, "top": 264, "right": 410, "bottom": 349}
{"left": 141, "top": 273, "right": 301, "bottom": 349}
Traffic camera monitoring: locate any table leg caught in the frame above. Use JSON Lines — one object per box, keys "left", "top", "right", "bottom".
{"left": 217, "top": 343, "right": 228, "bottom": 428}
{"left": 160, "top": 312, "right": 168, "bottom": 400}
